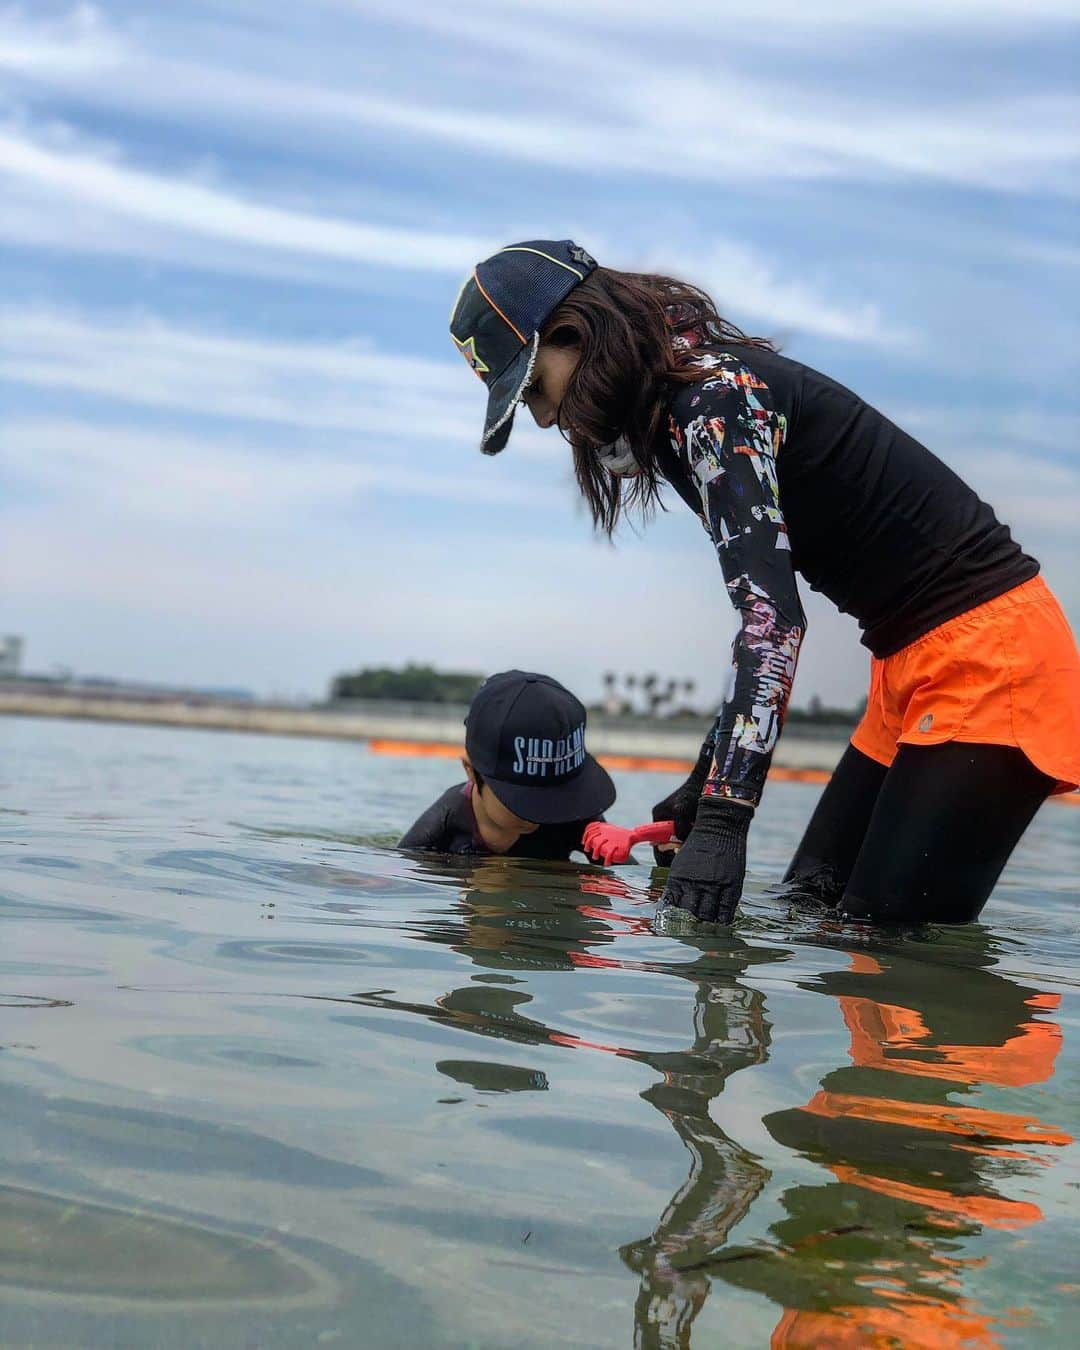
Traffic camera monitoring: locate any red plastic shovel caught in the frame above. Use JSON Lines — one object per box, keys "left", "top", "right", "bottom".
{"left": 582, "top": 819, "right": 676, "bottom": 866}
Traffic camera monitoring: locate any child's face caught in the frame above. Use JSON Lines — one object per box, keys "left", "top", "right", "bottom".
{"left": 522, "top": 344, "right": 579, "bottom": 430}
{"left": 464, "top": 759, "right": 540, "bottom": 853}
{"left": 478, "top": 783, "right": 540, "bottom": 843}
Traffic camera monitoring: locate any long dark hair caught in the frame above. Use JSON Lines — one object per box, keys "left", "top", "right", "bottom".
{"left": 539, "top": 267, "right": 774, "bottom": 535}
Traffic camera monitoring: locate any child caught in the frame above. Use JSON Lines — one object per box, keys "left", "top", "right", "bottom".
{"left": 398, "top": 670, "right": 615, "bottom": 859}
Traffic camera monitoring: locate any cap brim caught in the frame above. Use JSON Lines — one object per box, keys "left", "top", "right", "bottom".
{"left": 482, "top": 752, "right": 616, "bottom": 826}
{"left": 481, "top": 333, "right": 538, "bottom": 456}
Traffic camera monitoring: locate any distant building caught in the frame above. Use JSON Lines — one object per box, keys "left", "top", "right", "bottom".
{"left": 0, "top": 636, "right": 23, "bottom": 678}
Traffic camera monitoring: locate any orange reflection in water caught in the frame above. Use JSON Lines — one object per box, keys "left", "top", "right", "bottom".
{"left": 773, "top": 1296, "right": 1005, "bottom": 1350}
{"left": 839, "top": 953, "right": 1062, "bottom": 1089}
{"left": 772, "top": 951, "right": 1071, "bottom": 1349}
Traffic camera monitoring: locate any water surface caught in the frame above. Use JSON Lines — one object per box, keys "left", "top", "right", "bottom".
{"left": 2, "top": 716, "right": 1078, "bottom": 1347}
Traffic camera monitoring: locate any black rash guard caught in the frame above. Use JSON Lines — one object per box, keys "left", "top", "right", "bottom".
{"left": 398, "top": 783, "right": 597, "bottom": 860}
{"left": 660, "top": 345, "right": 1038, "bottom": 807}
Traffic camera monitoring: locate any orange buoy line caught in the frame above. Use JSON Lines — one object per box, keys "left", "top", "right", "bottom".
{"left": 594, "top": 753, "right": 705, "bottom": 775}
{"left": 366, "top": 737, "right": 1080, "bottom": 805}
{"left": 369, "top": 739, "right": 829, "bottom": 784}
{"left": 366, "top": 739, "right": 703, "bottom": 775}
{"left": 368, "top": 738, "right": 462, "bottom": 760}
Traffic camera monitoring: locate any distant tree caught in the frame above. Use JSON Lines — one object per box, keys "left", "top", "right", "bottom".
{"left": 680, "top": 675, "right": 702, "bottom": 718}
{"left": 598, "top": 670, "right": 625, "bottom": 715}
{"left": 330, "top": 663, "right": 484, "bottom": 703}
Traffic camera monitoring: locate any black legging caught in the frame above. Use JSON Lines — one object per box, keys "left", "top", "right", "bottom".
{"left": 783, "top": 741, "right": 1054, "bottom": 924}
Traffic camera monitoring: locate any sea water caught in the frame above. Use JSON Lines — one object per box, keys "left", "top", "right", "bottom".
{"left": 2, "top": 716, "right": 1078, "bottom": 1348}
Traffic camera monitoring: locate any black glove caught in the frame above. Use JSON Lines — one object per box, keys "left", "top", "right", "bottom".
{"left": 650, "top": 739, "right": 714, "bottom": 863}
{"left": 657, "top": 797, "right": 751, "bottom": 924}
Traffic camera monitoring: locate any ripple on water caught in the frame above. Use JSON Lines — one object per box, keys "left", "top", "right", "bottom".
{"left": 11, "top": 856, "right": 80, "bottom": 870}
{"left": 0, "top": 894, "right": 118, "bottom": 925}
{"left": 0, "top": 961, "right": 100, "bottom": 978}
{"left": 0, "top": 993, "right": 73, "bottom": 1008}
{"left": 143, "top": 848, "right": 431, "bottom": 899}
{"left": 7, "top": 1085, "right": 386, "bottom": 1190}
{"left": 215, "top": 938, "right": 389, "bottom": 966}
{"left": 133, "top": 1034, "right": 322, "bottom": 1072}
{"left": 0, "top": 1185, "right": 328, "bottom": 1306}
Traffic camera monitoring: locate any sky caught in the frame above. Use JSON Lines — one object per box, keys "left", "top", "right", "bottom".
{"left": 1, "top": 1, "right": 1077, "bottom": 707}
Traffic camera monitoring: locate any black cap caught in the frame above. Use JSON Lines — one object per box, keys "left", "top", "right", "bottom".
{"left": 465, "top": 670, "right": 615, "bottom": 825}
{"left": 449, "top": 240, "right": 597, "bottom": 455}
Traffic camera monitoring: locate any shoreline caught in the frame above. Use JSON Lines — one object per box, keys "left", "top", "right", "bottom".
{"left": 5, "top": 690, "right": 1077, "bottom": 803}
{"left": 0, "top": 688, "right": 846, "bottom": 772}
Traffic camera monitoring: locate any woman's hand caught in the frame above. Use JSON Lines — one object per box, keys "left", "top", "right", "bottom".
{"left": 657, "top": 797, "right": 752, "bottom": 924}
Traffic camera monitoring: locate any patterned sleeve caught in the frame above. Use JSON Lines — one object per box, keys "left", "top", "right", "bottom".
{"left": 668, "top": 357, "right": 806, "bottom": 806}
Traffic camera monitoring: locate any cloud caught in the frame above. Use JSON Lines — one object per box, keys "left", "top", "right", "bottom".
{"left": 391, "top": 0, "right": 1080, "bottom": 33}
{"left": 0, "top": 2, "right": 122, "bottom": 73}
{"left": 0, "top": 418, "right": 553, "bottom": 526}
{"left": 0, "top": 125, "right": 900, "bottom": 344}
{"left": 0, "top": 305, "right": 584, "bottom": 478}
{"left": 332, "top": 3, "right": 1080, "bottom": 195}
{"left": 1014, "top": 241, "right": 1080, "bottom": 269}
{"left": 3, "top": 307, "right": 1076, "bottom": 574}
{"left": 0, "top": 303, "right": 902, "bottom": 477}
{"left": 0, "top": 307, "right": 478, "bottom": 441}
{"left": 3, "top": 6, "right": 1077, "bottom": 199}
{"left": 652, "top": 243, "right": 901, "bottom": 347}
{"left": 3, "top": 480, "right": 757, "bottom": 702}
{"left": 0, "top": 125, "right": 493, "bottom": 271}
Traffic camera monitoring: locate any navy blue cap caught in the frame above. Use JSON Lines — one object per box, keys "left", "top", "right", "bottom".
{"left": 465, "top": 670, "right": 614, "bottom": 824}
{"left": 449, "top": 240, "right": 597, "bottom": 454}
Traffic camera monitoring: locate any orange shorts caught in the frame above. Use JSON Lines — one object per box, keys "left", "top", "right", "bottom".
{"left": 851, "top": 576, "right": 1080, "bottom": 794}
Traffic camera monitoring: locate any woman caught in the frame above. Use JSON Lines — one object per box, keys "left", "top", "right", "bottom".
{"left": 449, "top": 240, "right": 1080, "bottom": 925}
